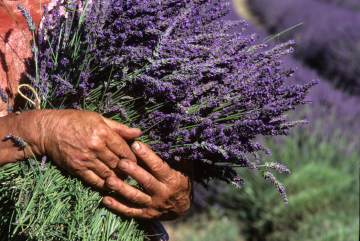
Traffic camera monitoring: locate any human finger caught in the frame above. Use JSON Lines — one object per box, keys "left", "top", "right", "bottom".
{"left": 131, "top": 141, "right": 171, "bottom": 182}
{"left": 104, "top": 131, "right": 137, "bottom": 162}
{"left": 105, "top": 176, "right": 152, "bottom": 205}
{"left": 96, "top": 147, "right": 123, "bottom": 169}
{"left": 101, "top": 116, "right": 141, "bottom": 140}
{"left": 115, "top": 159, "right": 162, "bottom": 195}
{"left": 87, "top": 158, "right": 117, "bottom": 178}
{"left": 102, "top": 196, "right": 147, "bottom": 219}
{"left": 78, "top": 169, "right": 110, "bottom": 190}
{"left": 95, "top": 148, "right": 129, "bottom": 179}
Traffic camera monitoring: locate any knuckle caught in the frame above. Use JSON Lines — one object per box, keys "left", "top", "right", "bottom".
{"left": 168, "top": 176, "right": 181, "bottom": 188}
{"left": 132, "top": 190, "right": 142, "bottom": 203}
{"left": 138, "top": 147, "right": 151, "bottom": 159}
{"left": 98, "top": 167, "right": 112, "bottom": 178}
{"left": 107, "top": 157, "right": 120, "bottom": 169}
{"left": 95, "top": 125, "right": 110, "bottom": 138}
{"left": 151, "top": 161, "right": 163, "bottom": 173}
{"left": 88, "top": 138, "right": 104, "bottom": 152}
{"left": 114, "top": 180, "right": 124, "bottom": 190}
{"left": 124, "top": 207, "right": 133, "bottom": 217}
{"left": 142, "top": 176, "right": 154, "bottom": 189}
{"left": 117, "top": 145, "right": 130, "bottom": 158}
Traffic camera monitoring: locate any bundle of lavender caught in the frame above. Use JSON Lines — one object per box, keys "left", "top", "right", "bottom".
{"left": 0, "top": 0, "right": 317, "bottom": 239}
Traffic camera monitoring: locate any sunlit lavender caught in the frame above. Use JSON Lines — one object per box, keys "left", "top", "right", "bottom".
{"left": 17, "top": 0, "right": 318, "bottom": 204}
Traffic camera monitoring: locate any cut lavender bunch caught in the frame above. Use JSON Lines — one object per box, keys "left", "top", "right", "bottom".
{"left": 34, "top": 0, "right": 316, "bottom": 188}
{"left": 0, "top": 0, "right": 318, "bottom": 239}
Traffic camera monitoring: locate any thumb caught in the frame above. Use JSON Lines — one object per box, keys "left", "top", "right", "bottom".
{"left": 101, "top": 116, "right": 141, "bottom": 140}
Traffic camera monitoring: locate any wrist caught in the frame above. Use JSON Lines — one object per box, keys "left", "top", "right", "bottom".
{"left": 6, "top": 109, "right": 53, "bottom": 157}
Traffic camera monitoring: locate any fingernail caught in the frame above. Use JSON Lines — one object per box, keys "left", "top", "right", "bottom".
{"left": 132, "top": 141, "right": 140, "bottom": 151}
{"left": 107, "top": 179, "right": 116, "bottom": 187}
{"left": 119, "top": 160, "right": 129, "bottom": 169}
{"left": 103, "top": 199, "right": 111, "bottom": 206}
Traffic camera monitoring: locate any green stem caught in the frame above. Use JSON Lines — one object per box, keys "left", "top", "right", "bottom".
{"left": 262, "top": 22, "right": 303, "bottom": 44}
{"left": 25, "top": 144, "right": 37, "bottom": 161}
{"left": 2, "top": 0, "right": 32, "bottom": 49}
{"left": 98, "top": 63, "right": 115, "bottom": 111}
{"left": 39, "top": 0, "right": 42, "bottom": 22}
{"left": 32, "top": 31, "right": 39, "bottom": 83}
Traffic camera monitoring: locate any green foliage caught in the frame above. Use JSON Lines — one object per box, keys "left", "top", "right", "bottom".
{"left": 0, "top": 159, "right": 147, "bottom": 240}
{"left": 163, "top": 208, "right": 244, "bottom": 241}
{"left": 238, "top": 132, "right": 358, "bottom": 240}
{"left": 264, "top": 162, "right": 358, "bottom": 241}
{"left": 289, "top": 211, "right": 359, "bottom": 241}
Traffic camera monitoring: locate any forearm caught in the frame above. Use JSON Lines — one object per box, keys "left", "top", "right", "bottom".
{"left": 0, "top": 109, "right": 50, "bottom": 166}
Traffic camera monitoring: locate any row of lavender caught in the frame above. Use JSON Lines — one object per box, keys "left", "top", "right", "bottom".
{"left": 248, "top": 0, "right": 360, "bottom": 95}
{"left": 314, "top": 0, "right": 360, "bottom": 11}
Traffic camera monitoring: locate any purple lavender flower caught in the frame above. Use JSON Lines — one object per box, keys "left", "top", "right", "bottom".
{"left": 231, "top": 174, "right": 245, "bottom": 188}
{"left": 40, "top": 156, "right": 47, "bottom": 171}
{"left": 17, "top": 4, "right": 35, "bottom": 32}
{"left": 263, "top": 172, "right": 288, "bottom": 205}
{"left": 264, "top": 162, "right": 291, "bottom": 174}
{"left": 4, "top": 133, "right": 27, "bottom": 148}
{"left": 0, "top": 87, "right": 7, "bottom": 103}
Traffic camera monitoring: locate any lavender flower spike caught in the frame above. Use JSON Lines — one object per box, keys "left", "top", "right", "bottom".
{"left": 4, "top": 133, "right": 27, "bottom": 148}
{"left": 40, "top": 156, "right": 47, "bottom": 170}
{"left": 17, "top": 4, "right": 35, "bottom": 31}
{"left": 0, "top": 87, "right": 7, "bottom": 103}
{"left": 264, "top": 162, "right": 291, "bottom": 174}
{"left": 263, "top": 172, "right": 288, "bottom": 205}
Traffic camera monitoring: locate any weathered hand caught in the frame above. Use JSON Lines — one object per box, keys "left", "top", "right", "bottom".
{"left": 41, "top": 109, "right": 141, "bottom": 190}
{"left": 102, "top": 141, "right": 193, "bottom": 221}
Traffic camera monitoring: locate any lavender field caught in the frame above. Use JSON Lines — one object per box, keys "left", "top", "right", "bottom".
{"left": 164, "top": 1, "right": 360, "bottom": 240}
{"left": 313, "top": 0, "right": 360, "bottom": 11}
{"left": 248, "top": 0, "right": 360, "bottom": 95}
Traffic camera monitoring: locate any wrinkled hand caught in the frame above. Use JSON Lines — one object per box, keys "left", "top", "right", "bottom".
{"left": 41, "top": 110, "right": 141, "bottom": 189}
{"left": 102, "top": 141, "right": 193, "bottom": 221}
